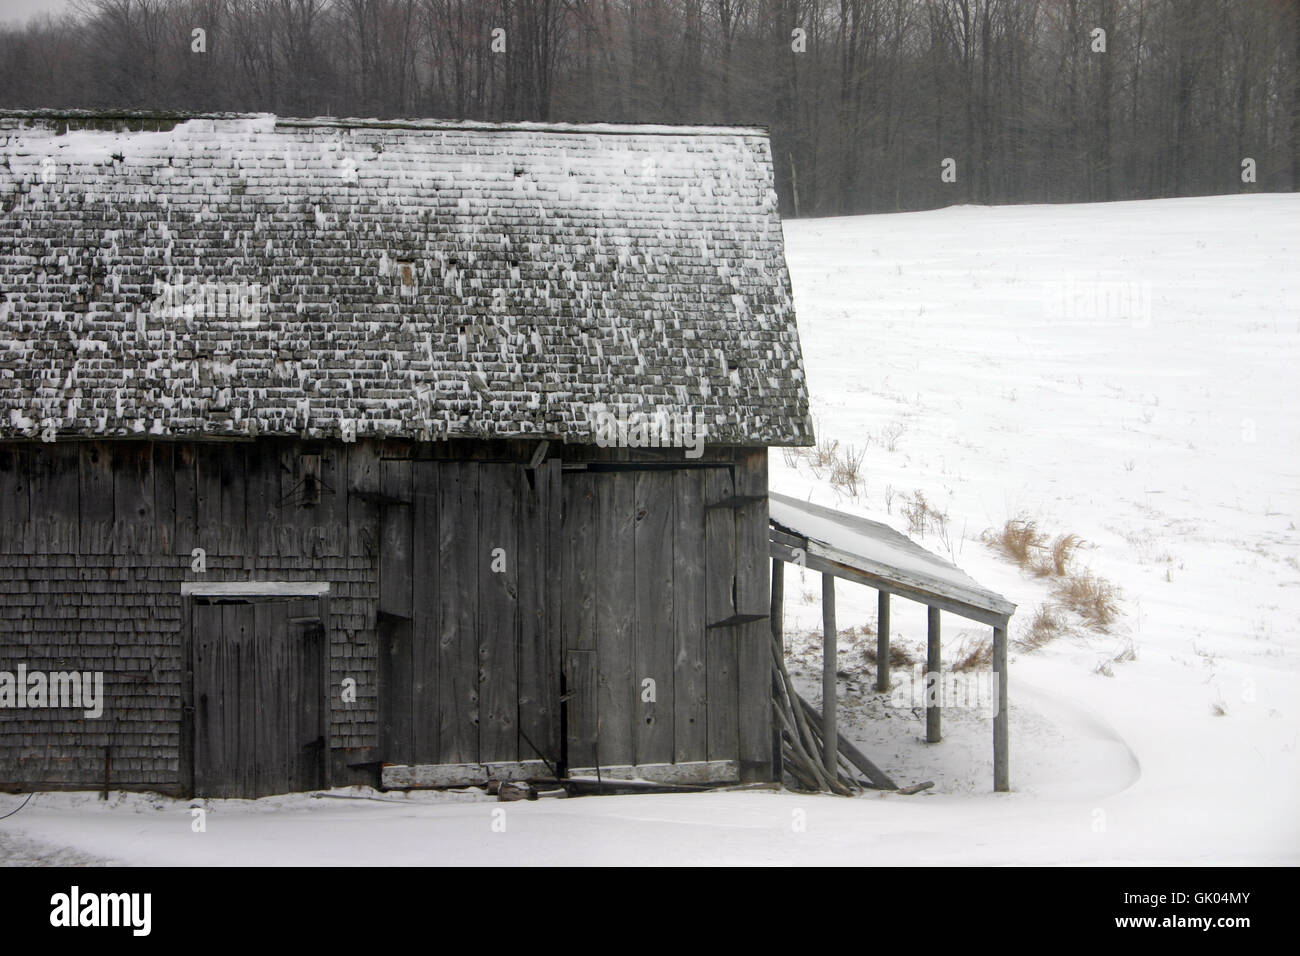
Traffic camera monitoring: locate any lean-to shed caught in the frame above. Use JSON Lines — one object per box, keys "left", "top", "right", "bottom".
{"left": 0, "top": 110, "right": 813, "bottom": 797}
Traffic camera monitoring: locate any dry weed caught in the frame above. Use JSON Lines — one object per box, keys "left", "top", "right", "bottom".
{"left": 1041, "top": 532, "right": 1083, "bottom": 577}
{"left": 862, "top": 642, "right": 916, "bottom": 669}
{"left": 830, "top": 444, "right": 866, "bottom": 498}
{"left": 901, "top": 490, "right": 949, "bottom": 540}
{"left": 1055, "top": 572, "right": 1119, "bottom": 631}
{"left": 1016, "top": 604, "right": 1067, "bottom": 651}
{"left": 810, "top": 435, "right": 839, "bottom": 473}
{"left": 1093, "top": 640, "right": 1137, "bottom": 677}
{"left": 952, "top": 636, "right": 993, "bottom": 671}
{"left": 984, "top": 516, "right": 1045, "bottom": 568}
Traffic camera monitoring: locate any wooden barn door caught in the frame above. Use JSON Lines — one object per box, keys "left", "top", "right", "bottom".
{"left": 379, "top": 462, "right": 551, "bottom": 772}
{"left": 561, "top": 467, "right": 741, "bottom": 783}
{"left": 191, "top": 598, "right": 325, "bottom": 798}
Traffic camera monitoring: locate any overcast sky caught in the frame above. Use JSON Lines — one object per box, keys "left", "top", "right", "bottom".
{"left": 0, "top": 0, "right": 77, "bottom": 27}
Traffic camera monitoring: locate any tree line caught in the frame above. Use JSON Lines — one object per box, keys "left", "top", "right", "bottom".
{"left": 1, "top": 0, "right": 1296, "bottom": 216}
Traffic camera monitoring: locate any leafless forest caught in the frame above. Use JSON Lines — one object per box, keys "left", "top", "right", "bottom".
{"left": 2, "top": 0, "right": 1297, "bottom": 214}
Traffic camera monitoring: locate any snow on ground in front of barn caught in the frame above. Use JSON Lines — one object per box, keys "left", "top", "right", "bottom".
{"left": 3, "top": 193, "right": 1298, "bottom": 865}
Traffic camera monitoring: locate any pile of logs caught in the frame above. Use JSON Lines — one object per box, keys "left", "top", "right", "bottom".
{"left": 771, "top": 632, "right": 904, "bottom": 795}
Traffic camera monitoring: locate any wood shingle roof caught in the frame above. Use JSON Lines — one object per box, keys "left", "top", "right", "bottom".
{"left": 0, "top": 111, "right": 813, "bottom": 446}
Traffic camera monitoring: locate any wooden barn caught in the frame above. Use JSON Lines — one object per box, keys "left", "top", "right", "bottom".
{"left": 0, "top": 110, "right": 814, "bottom": 798}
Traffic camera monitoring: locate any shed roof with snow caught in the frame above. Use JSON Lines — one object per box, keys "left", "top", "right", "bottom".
{"left": 770, "top": 492, "right": 1016, "bottom": 626}
{"left": 0, "top": 110, "right": 813, "bottom": 446}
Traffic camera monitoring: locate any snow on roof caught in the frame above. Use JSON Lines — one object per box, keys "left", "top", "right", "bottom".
{"left": 769, "top": 492, "right": 1015, "bottom": 622}
{"left": 0, "top": 111, "right": 812, "bottom": 446}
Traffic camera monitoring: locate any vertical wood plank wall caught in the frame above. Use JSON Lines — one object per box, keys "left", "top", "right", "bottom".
{"left": 634, "top": 469, "right": 675, "bottom": 765}
{"left": 562, "top": 471, "right": 598, "bottom": 772}
{"left": 704, "top": 467, "right": 739, "bottom": 763}
{"left": 0, "top": 440, "right": 777, "bottom": 791}
{"left": 558, "top": 456, "right": 772, "bottom": 781}
{"left": 595, "top": 472, "right": 635, "bottom": 766}
{"left": 519, "top": 460, "right": 561, "bottom": 769}
{"left": 672, "top": 470, "right": 708, "bottom": 765}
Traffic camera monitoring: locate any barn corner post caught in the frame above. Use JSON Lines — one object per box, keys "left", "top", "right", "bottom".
{"left": 993, "top": 620, "right": 1010, "bottom": 792}
{"left": 734, "top": 448, "right": 774, "bottom": 784}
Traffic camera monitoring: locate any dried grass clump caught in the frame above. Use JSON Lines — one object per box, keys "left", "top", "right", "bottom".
{"left": 1055, "top": 572, "right": 1119, "bottom": 631}
{"left": 1016, "top": 604, "right": 1067, "bottom": 651}
{"left": 984, "top": 519, "right": 1084, "bottom": 578}
{"left": 984, "top": 517, "right": 1046, "bottom": 568}
{"left": 1046, "top": 533, "right": 1083, "bottom": 576}
{"left": 952, "top": 636, "right": 993, "bottom": 671}
{"left": 985, "top": 517, "right": 1119, "bottom": 634}
{"left": 840, "top": 622, "right": 876, "bottom": 639}
{"left": 861, "top": 642, "right": 916, "bottom": 668}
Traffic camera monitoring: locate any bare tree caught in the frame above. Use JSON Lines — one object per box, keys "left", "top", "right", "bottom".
{"left": 1, "top": 0, "right": 1293, "bottom": 212}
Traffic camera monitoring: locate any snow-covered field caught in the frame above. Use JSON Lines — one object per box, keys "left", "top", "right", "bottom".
{"left": 773, "top": 193, "right": 1300, "bottom": 864}
{"left": 3, "top": 193, "right": 1297, "bottom": 865}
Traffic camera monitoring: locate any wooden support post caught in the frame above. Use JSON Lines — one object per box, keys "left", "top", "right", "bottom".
{"left": 876, "top": 590, "right": 891, "bottom": 692}
{"left": 822, "top": 573, "right": 837, "bottom": 775}
{"left": 993, "top": 621, "right": 1009, "bottom": 792}
{"left": 770, "top": 558, "right": 785, "bottom": 781}
{"left": 926, "top": 605, "right": 941, "bottom": 744}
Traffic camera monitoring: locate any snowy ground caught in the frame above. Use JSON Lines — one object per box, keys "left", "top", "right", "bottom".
{"left": 3, "top": 193, "right": 1297, "bottom": 865}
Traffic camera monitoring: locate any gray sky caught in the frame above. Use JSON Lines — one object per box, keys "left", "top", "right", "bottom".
{"left": 0, "top": 0, "right": 78, "bottom": 27}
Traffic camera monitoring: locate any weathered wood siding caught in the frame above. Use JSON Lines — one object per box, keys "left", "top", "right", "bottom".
{"left": 0, "top": 437, "right": 384, "bottom": 792}
{"left": 0, "top": 439, "right": 775, "bottom": 793}
{"left": 558, "top": 457, "right": 773, "bottom": 780}
{"left": 378, "top": 460, "right": 558, "bottom": 769}
{"left": 192, "top": 597, "right": 325, "bottom": 798}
